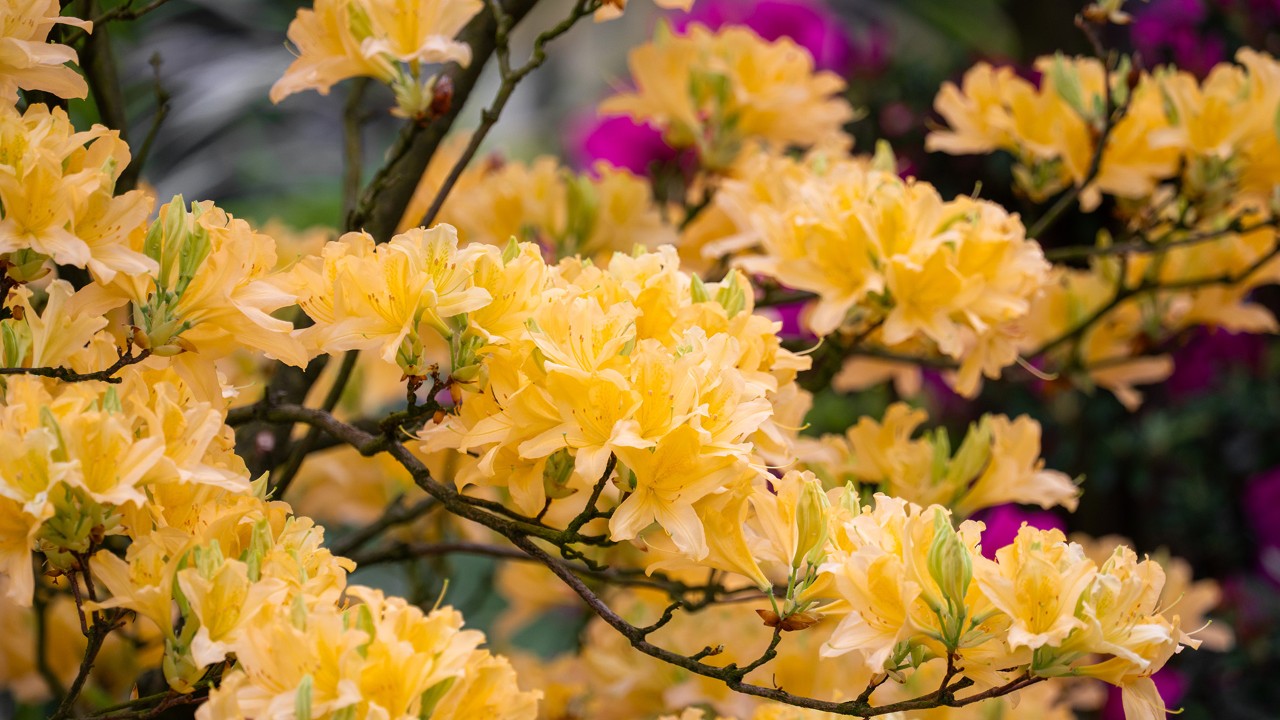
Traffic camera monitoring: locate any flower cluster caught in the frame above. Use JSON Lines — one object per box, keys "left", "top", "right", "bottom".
{"left": 400, "top": 150, "right": 677, "bottom": 261}
{"left": 927, "top": 50, "right": 1280, "bottom": 214}
{"left": 271, "top": 0, "right": 484, "bottom": 117}
{"left": 0, "top": 104, "right": 153, "bottom": 283}
{"left": 418, "top": 243, "right": 811, "bottom": 556}
{"left": 814, "top": 496, "right": 1199, "bottom": 720}
{"left": 796, "top": 402, "right": 1079, "bottom": 517}
{"left": 0, "top": 368, "right": 247, "bottom": 604}
{"left": 92, "top": 478, "right": 538, "bottom": 719}
{"left": 600, "top": 23, "right": 854, "bottom": 171}
{"left": 695, "top": 148, "right": 1051, "bottom": 396}
{"left": 282, "top": 224, "right": 490, "bottom": 377}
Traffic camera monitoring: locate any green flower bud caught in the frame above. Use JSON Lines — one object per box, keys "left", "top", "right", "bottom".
{"left": 793, "top": 476, "right": 830, "bottom": 568}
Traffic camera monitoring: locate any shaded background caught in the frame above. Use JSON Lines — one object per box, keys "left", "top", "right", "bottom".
{"left": 80, "top": 1, "right": 1280, "bottom": 718}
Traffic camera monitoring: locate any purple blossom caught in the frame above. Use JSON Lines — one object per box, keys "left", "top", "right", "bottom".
{"left": 1132, "top": 0, "right": 1227, "bottom": 76}
{"left": 670, "top": 0, "right": 884, "bottom": 76}
{"left": 1166, "top": 328, "right": 1265, "bottom": 399}
{"left": 569, "top": 115, "right": 681, "bottom": 177}
{"left": 971, "top": 504, "right": 1066, "bottom": 560}
{"left": 1245, "top": 466, "right": 1280, "bottom": 585}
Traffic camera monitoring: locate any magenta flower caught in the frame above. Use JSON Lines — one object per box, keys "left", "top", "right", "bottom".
{"left": 570, "top": 115, "right": 680, "bottom": 177}
{"left": 1131, "top": 0, "right": 1227, "bottom": 76}
{"left": 1245, "top": 466, "right": 1280, "bottom": 585}
{"left": 670, "top": 0, "right": 881, "bottom": 76}
{"left": 1166, "top": 328, "right": 1265, "bottom": 399}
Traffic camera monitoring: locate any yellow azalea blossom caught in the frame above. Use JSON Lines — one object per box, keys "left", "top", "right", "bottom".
{"left": 951, "top": 415, "right": 1079, "bottom": 517}
{"left": 3, "top": 281, "right": 124, "bottom": 371}
{"left": 799, "top": 403, "right": 1077, "bottom": 517}
{"left": 0, "top": 104, "right": 155, "bottom": 280}
{"left": 929, "top": 50, "right": 1280, "bottom": 214}
{"left": 601, "top": 24, "right": 853, "bottom": 169}
{"left": 414, "top": 153, "right": 677, "bottom": 261}
{"left": 973, "top": 525, "right": 1097, "bottom": 651}
{"left": 117, "top": 199, "right": 308, "bottom": 371}
{"left": 285, "top": 224, "right": 491, "bottom": 375}
{"left": 643, "top": 490, "right": 773, "bottom": 590}
{"left": 723, "top": 151, "right": 1048, "bottom": 394}
{"left": 0, "top": 0, "right": 91, "bottom": 102}
{"left": 272, "top": 0, "right": 483, "bottom": 117}
{"left": 610, "top": 424, "right": 745, "bottom": 558}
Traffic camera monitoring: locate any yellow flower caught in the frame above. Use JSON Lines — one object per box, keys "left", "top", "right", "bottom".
{"left": 0, "top": 0, "right": 91, "bottom": 102}
{"left": 4, "top": 280, "right": 124, "bottom": 370}
{"left": 287, "top": 224, "right": 491, "bottom": 374}
{"left": 0, "top": 104, "right": 155, "bottom": 280}
{"left": 124, "top": 198, "right": 308, "bottom": 368}
{"left": 610, "top": 424, "right": 745, "bottom": 558}
{"left": 973, "top": 525, "right": 1097, "bottom": 651}
{"left": 951, "top": 415, "right": 1079, "bottom": 517}
{"left": 600, "top": 24, "right": 853, "bottom": 168}
{"left": 272, "top": 0, "right": 483, "bottom": 116}
{"left": 725, "top": 151, "right": 1049, "bottom": 393}
{"left": 422, "top": 154, "right": 677, "bottom": 262}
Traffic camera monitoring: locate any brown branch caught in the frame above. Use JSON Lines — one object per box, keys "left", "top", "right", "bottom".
{"left": 413, "top": 0, "right": 603, "bottom": 229}
{"left": 331, "top": 495, "right": 439, "bottom": 557}
{"left": 341, "top": 79, "right": 372, "bottom": 222}
{"left": 346, "top": 0, "right": 544, "bottom": 241}
{"left": 0, "top": 347, "right": 150, "bottom": 384}
{"left": 92, "top": 0, "right": 176, "bottom": 24}
{"left": 278, "top": 397, "right": 1046, "bottom": 716}
{"left": 1045, "top": 217, "right": 1280, "bottom": 262}
{"left": 118, "top": 52, "right": 170, "bottom": 193}
{"left": 269, "top": 350, "right": 361, "bottom": 498}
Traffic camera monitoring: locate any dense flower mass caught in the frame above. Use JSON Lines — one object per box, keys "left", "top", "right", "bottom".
{"left": 400, "top": 150, "right": 679, "bottom": 260}
{"left": 682, "top": 148, "right": 1052, "bottom": 396}
{"left": 2, "top": 1, "right": 1258, "bottom": 719}
{"left": 600, "top": 23, "right": 854, "bottom": 170}
{"left": 796, "top": 402, "right": 1079, "bottom": 516}
{"left": 418, "top": 243, "right": 811, "bottom": 546}
{"left": 0, "top": 104, "right": 153, "bottom": 282}
{"left": 927, "top": 49, "right": 1280, "bottom": 212}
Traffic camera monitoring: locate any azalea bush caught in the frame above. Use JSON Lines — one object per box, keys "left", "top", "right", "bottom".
{"left": 1, "top": 0, "right": 1275, "bottom": 719}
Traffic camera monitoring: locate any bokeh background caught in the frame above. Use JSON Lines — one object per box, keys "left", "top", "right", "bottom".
{"left": 76, "top": 1, "right": 1280, "bottom": 718}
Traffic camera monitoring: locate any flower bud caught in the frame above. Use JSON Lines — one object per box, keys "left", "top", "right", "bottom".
{"left": 793, "top": 475, "right": 830, "bottom": 568}
{"left": 927, "top": 509, "right": 972, "bottom": 646}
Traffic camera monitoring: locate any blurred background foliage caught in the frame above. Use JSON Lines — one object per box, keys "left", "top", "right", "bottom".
{"left": 83, "top": 1, "right": 1280, "bottom": 718}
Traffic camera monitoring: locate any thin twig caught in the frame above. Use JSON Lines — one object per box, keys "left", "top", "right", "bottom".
{"left": 341, "top": 79, "right": 372, "bottom": 223}
{"left": 269, "top": 349, "right": 360, "bottom": 497}
{"left": 0, "top": 347, "right": 150, "bottom": 384}
{"left": 331, "top": 495, "right": 438, "bottom": 557}
{"left": 93, "top": 0, "right": 176, "bottom": 24}
{"left": 119, "top": 53, "right": 170, "bottom": 193}
{"left": 414, "top": 0, "right": 602, "bottom": 228}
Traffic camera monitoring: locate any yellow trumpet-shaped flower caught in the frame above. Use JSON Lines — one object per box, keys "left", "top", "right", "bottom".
{"left": 0, "top": 105, "right": 155, "bottom": 281}
{"left": 610, "top": 424, "right": 745, "bottom": 559}
{"left": 0, "top": 0, "right": 91, "bottom": 102}
{"left": 272, "top": 0, "right": 483, "bottom": 117}
{"left": 286, "top": 224, "right": 491, "bottom": 375}
{"left": 601, "top": 24, "right": 853, "bottom": 168}
{"left": 973, "top": 525, "right": 1097, "bottom": 651}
